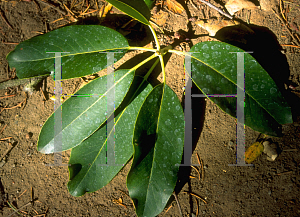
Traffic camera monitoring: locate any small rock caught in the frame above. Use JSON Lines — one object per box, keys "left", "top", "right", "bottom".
{"left": 260, "top": 0, "right": 278, "bottom": 12}
{"left": 0, "top": 159, "right": 6, "bottom": 168}
{"left": 25, "top": 132, "right": 33, "bottom": 139}
{"left": 225, "top": 0, "right": 257, "bottom": 15}
{"left": 263, "top": 141, "right": 278, "bottom": 161}
{"left": 228, "top": 140, "right": 235, "bottom": 150}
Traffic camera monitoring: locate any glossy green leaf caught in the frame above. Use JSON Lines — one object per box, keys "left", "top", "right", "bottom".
{"left": 67, "top": 76, "right": 153, "bottom": 197}
{"left": 127, "top": 84, "right": 184, "bottom": 217}
{"left": 37, "top": 69, "right": 134, "bottom": 154}
{"left": 144, "top": 0, "right": 155, "bottom": 9}
{"left": 105, "top": 0, "right": 150, "bottom": 25}
{"left": 188, "top": 41, "right": 292, "bottom": 136}
{"left": 6, "top": 25, "right": 128, "bottom": 79}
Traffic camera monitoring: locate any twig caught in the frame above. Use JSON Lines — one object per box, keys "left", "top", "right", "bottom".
{"left": 191, "top": 165, "right": 201, "bottom": 181}
{"left": 197, "top": 0, "right": 233, "bottom": 19}
{"left": 7, "top": 201, "right": 22, "bottom": 216}
{"left": 0, "top": 137, "right": 12, "bottom": 141}
{"left": 18, "top": 189, "right": 28, "bottom": 199}
{"left": 0, "top": 95, "right": 16, "bottom": 99}
{"left": 0, "top": 9, "right": 13, "bottom": 29}
{"left": 272, "top": 9, "right": 300, "bottom": 46}
{"left": 196, "top": 153, "right": 201, "bottom": 165}
{"left": 183, "top": 191, "right": 207, "bottom": 204}
{"left": 3, "top": 99, "right": 25, "bottom": 110}
{"left": 194, "top": 196, "right": 199, "bottom": 216}
{"left": 189, "top": 0, "right": 198, "bottom": 10}
{"left": 21, "top": 92, "right": 28, "bottom": 110}
{"left": 201, "top": 159, "right": 204, "bottom": 181}
{"left": 0, "top": 123, "right": 7, "bottom": 134}
{"left": 0, "top": 142, "right": 13, "bottom": 161}
{"left": 0, "top": 75, "right": 48, "bottom": 90}
{"left": 81, "top": 4, "right": 90, "bottom": 14}
{"left": 275, "top": 171, "right": 293, "bottom": 175}
{"left": 163, "top": 204, "right": 173, "bottom": 216}
{"left": 281, "top": 44, "right": 300, "bottom": 48}
{"left": 35, "top": 0, "right": 67, "bottom": 15}
{"left": 0, "top": 106, "right": 7, "bottom": 115}
{"left": 33, "top": 0, "right": 41, "bottom": 11}
{"left": 79, "top": 9, "right": 98, "bottom": 16}
{"left": 50, "top": 17, "right": 64, "bottom": 24}
{"left": 2, "top": 41, "right": 19, "bottom": 45}
{"left": 282, "top": 148, "right": 298, "bottom": 151}
{"left": 33, "top": 208, "right": 39, "bottom": 215}
{"left": 295, "top": 34, "right": 300, "bottom": 43}
{"left": 63, "top": 3, "right": 76, "bottom": 17}
{"left": 280, "top": 0, "right": 287, "bottom": 21}
{"left": 172, "top": 192, "right": 183, "bottom": 217}
{"left": 8, "top": 201, "right": 32, "bottom": 217}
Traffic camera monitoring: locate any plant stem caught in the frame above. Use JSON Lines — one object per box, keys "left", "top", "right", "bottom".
{"left": 129, "top": 53, "right": 157, "bottom": 73}
{"left": 0, "top": 75, "right": 48, "bottom": 90}
{"left": 168, "top": 49, "right": 190, "bottom": 57}
{"left": 158, "top": 55, "right": 166, "bottom": 83}
{"left": 198, "top": 0, "right": 233, "bottom": 19}
{"left": 106, "top": 53, "right": 157, "bottom": 95}
{"left": 148, "top": 24, "right": 160, "bottom": 50}
{"left": 143, "top": 58, "right": 160, "bottom": 81}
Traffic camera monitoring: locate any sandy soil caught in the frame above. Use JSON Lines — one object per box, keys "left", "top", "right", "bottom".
{"left": 1, "top": 0, "right": 300, "bottom": 216}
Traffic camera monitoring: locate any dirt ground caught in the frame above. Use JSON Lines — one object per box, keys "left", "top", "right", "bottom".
{"left": 1, "top": 0, "right": 300, "bottom": 216}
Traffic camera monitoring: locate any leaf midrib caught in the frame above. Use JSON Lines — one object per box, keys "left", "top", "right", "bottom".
{"left": 10, "top": 47, "right": 130, "bottom": 63}
{"left": 48, "top": 70, "right": 133, "bottom": 148}
{"left": 190, "top": 55, "right": 277, "bottom": 122}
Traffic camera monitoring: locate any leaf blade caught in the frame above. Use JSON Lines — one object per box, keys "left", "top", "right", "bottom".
{"left": 6, "top": 25, "right": 129, "bottom": 79}
{"left": 37, "top": 69, "right": 134, "bottom": 154}
{"left": 105, "top": 0, "right": 151, "bottom": 25}
{"left": 189, "top": 41, "right": 292, "bottom": 136}
{"left": 127, "top": 84, "right": 185, "bottom": 217}
{"left": 67, "top": 76, "right": 153, "bottom": 196}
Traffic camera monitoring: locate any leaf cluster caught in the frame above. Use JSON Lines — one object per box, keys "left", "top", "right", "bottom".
{"left": 6, "top": 0, "right": 293, "bottom": 216}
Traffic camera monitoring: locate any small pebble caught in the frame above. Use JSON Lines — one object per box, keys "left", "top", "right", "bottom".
{"left": 0, "top": 160, "right": 6, "bottom": 168}
{"left": 26, "top": 132, "right": 33, "bottom": 139}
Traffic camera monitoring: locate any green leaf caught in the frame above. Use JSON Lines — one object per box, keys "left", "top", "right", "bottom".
{"left": 105, "top": 0, "right": 151, "bottom": 25}
{"left": 67, "top": 76, "right": 153, "bottom": 197}
{"left": 37, "top": 69, "right": 134, "bottom": 154}
{"left": 127, "top": 84, "right": 184, "bottom": 217}
{"left": 144, "top": 0, "right": 155, "bottom": 9}
{"left": 6, "top": 25, "right": 128, "bottom": 79}
{"left": 188, "top": 41, "right": 293, "bottom": 136}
